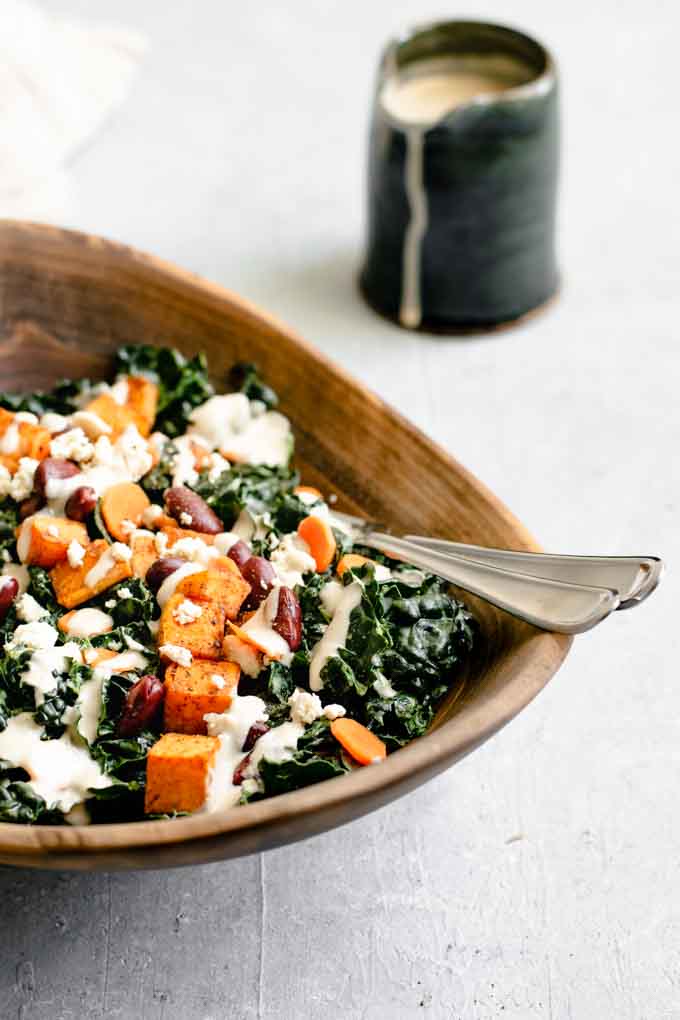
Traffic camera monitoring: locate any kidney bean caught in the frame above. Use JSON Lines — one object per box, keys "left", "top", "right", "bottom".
{"left": 272, "top": 586, "right": 302, "bottom": 650}
{"left": 18, "top": 494, "right": 44, "bottom": 521}
{"left": 164, "top": 486, "right": 223, "bottom": 534}
{"left": 65, "top": 485, "right": 97, "bottom": 522}
{"left": 117, "top": 675, "right": 165, "bottom": 737}
{"left": 145, "top": 557, "right": 186, "bottom": 594}
{"left": 227, "top": 539, "right": 251, "bottom": 569}
{"left": 242, "top": 721, "right": 269, "bottom": 752}
{"left": 240, "top": 556, "right": 276, "bottom": 611}
{"left": 0, "top": 577, "right": 19, "bottom": 622}
{"left": 232, "top": 753, "right": 252, "bottom": 786}
{"left": 33, "top": 458, "right": 80, "bottom": 499}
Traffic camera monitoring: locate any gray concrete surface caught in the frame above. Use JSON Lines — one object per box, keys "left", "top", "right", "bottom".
{"left": 0, "top": 1, "right": 678, "bottom": 1017}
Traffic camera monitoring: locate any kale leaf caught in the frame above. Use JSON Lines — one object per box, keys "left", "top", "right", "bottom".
{"left": 0, "top": 498, "right": 19, "bottom": 558}
{"left": 0, "top": 378, "right": 89, "bottom": 417}
{"left": 193, "top": 462, "right": 299, "bottom": 533}
{"left": 33, "top": 658, "right": 93, "bottom": 740}
{"left": 0, "top": 760, "right": 63, "bottom": 823}
{"left": 0, "top": 647, "right": 35, "bottom": 731}
{"left": 228, "top": 362, "right": 279, "bottom": 409}
{"left": 114, "top": 344, "right": 213, "bottom": 438}
{"left": 252, "top": 719, "right": 349, "bottom": 800}
{"left": 141, "top": 438, "right": 177, "bottom": 503}
{"left": 87, "top": 672, "right": 158, "bottom": 822}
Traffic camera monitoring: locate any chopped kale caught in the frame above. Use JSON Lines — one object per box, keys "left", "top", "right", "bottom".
{"left": 114, "top": 344, "right": 214, "bottom": 437}
{"left": 0, "top": 498, "right": 20, "bottom": 558}
{"left": 140, "top": 438, "right": 177, "bottom": 503}
{"left": 0, "top": 760, "right": 63, "bottom": 823}
{"left": 193, "top": 462, "right": 299, "bottom": 533}
{"left": 0, "top": 378, "right": 89, "bottom": 417}
{"left": 229, "top": 361, "right": 279, "bottom": 410}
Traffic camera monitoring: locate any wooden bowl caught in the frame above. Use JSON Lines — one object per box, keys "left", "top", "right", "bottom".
{"left": 0, "top": 221, "right": 571, "bottom": 870}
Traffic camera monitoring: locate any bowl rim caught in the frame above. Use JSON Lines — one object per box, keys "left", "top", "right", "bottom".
{"left": 0, "top": 220, "right": 572, "bottom": 859}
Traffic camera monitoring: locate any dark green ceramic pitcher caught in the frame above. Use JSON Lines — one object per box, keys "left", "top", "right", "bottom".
{"left": 360, "top": 20, "right": 559, "bottom": 332}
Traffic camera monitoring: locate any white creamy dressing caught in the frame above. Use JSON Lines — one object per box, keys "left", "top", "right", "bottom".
{"left": 84, "top": 546, "right": 121, "bottom": 589}
{"left": 76, "top": 674, "right": 106, "bottom": 743}
{"left": 231, "top": 508, "right": 272, "bottom": 544}
{"left": 6, "top": 621, "right": 81, "bottom": 705}
{"left": 156, "top": 561, "right": 205, "bottom": 608}
{"left": 203, "top": 694, "right": 268, "bottom": 811}
{"left": 61, "top": 608, "right": 114, "bottom": 638}
{"left": 240, "top": 588, "right": 292, "bottom": 664}
{"left": 269, "top": 532, "right": 316, "bottom": 588}
{"left": 309, "top": 579, "right": 363, "bottom": 691}
{"left": 380, "top": 55, "right": 532, "bottom": 329}
{"left": 212, "top": 531, "right": 241, "bottom": 555}
{"left": 188, "top": 393, "right": 292, "bottom": 467}
{"left": 222, "top": 634, "right": 262, "bottom": 678}
{"left": 0, "top": 713, "right": 113, "bottom": 812}
{"left": 244, "top": 721, "right": 304, "bottom": 777}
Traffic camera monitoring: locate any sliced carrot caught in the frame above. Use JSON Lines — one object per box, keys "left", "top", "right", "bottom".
{"left": 336, "top": 553, "right": 371, "bottom": 577}
{"left": 297, "top": 515, "right": 336, "bottom": 572}
{"left": 100, "top": 482, "right": 150, "bottom": 541}
{"left": 330, "top": 718, "right": 387, "bottom": 765}
{"left": 294, "top": 485, "right": 323, "bottom": 500}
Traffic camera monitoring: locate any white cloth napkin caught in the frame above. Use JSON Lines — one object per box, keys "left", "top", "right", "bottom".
{"left": 0, "top": 0, "right": 146, "bottom": 221}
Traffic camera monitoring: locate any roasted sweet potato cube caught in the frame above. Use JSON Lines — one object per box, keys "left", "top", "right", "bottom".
{"left": 18, "top": 515, "right": 89, "bottom": 569}
{"left": 83, "top": 393, "right": 139, "bottom": 440}
{"left": 130, "top": 533, "right": 158, "bottom": 579}
{"left": 144, "top": 733, "right": 219, "bottom": 814}
{"left": 0, "top": 413, "right": 50, "bottom": 472}
{"left": 158, "top": 593, "right": 226, "bottom": 660}
{"left": 125, "top": 376, "right": 158, "bottom": 436}
{"left": 50, "top": 539, "right": 133, "bottom": 608}
{"left": 164, "top": 660, "right": 239, "bottom": 734}
{"left": 176, "top": 563, "right": 249, "bottom": 620}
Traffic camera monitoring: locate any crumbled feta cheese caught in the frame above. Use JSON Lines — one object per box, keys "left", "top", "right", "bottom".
{"left": 0, "top": 464, "right": 12, "bottom": 499}
{"left": 154, "top": 531, "right": 169, "bottom": 556}
{"left": 119, "top": 518, "right": 136, "bottom": 537}
{"left": 373, "top": 673, "right": 397, "bottom": 699}
{"left": 170, "top": 436, "right": 199, "bottom": 488}
{"left": 172, "top": 599, "right": 203, "bottom": 626}
{"left": 110, "top": 543, "right": 132, "bottom": 563}
{"left": 117, "top": 425, "right": 153, "bottom": 479}
{"left": 159, "top": 643, "right": 193, "bottom": 667}
{"left": 15, "top": 593, "right": 48, "bottom": 623}
{"left": 6, "top": 620, "right": 59, "bottom": 651}
{"left": 67, "top": 539, "right": 86, "bottom": 568}
{"left": 91, "top": 435, "right": 114, "bottom": 466}
{"left": 104, "top": 599, "right": 116, "bottom": 609}
{"left": 179, "top": 511, "right": 193, "bottom": 526}
{"left": 9, "top": 458, "right": 40, "bottom": 501}
{"left": 46, "top": 524, "right": 59, "bottom": 538}
{"left": 287, "top": 688, "right": 324, "bottom": 726}
{"left": 49, "top": 427, "right": 94, "bottom": 463}
{"left": 40, "top": 412, "right": 71, "bottom": 434}
{"left": 206, "top": 452, "right": 230, "bottom": 480}
{"left": 211, "top": 674, "right": 226, "bottom": 689}
{"left": 322, "top": 703, "right": 346, "bottom": 720}
{"left": 270, "top": 533, "right": 316, "bottom": 588}
{"left": 142, "top": 504, "right": 164, "bottom": 528}
{"left": 1, "top": 549, "right": 10, "bottom": 563}
{"left": 14, "top": 411, "right": 38, "bottom": 426}
{"left": 168, "top": 536, "right": 217, "bottom": 565}
{"left": 116, "top": 587, "right": 133, "bottom": 599}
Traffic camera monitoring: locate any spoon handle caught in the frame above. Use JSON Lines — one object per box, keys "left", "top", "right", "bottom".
{"left": 362, "top": 533, "right": 620, "bottom": 634}
{"left": 402, "top": 537, "right": 663, "bottom": 610}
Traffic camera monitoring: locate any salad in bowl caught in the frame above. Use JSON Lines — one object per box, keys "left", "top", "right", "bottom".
{"left": 0, "top": 345, "right": 473, "bottom": 825}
